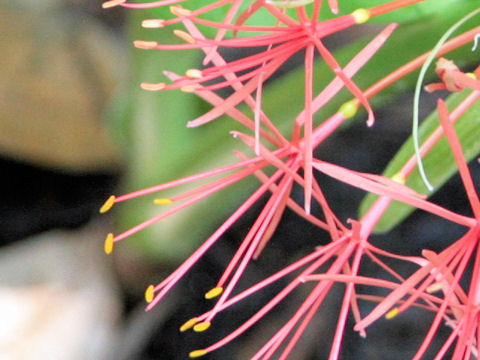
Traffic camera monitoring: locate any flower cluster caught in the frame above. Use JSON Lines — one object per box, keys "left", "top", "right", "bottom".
{"left": 101, "top": 0, "right": 480, "bottom": 359}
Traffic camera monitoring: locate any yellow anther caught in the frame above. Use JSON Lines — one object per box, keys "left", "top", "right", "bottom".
{"left": 338, "top": 100, "right": 359, "bottom": 119}
{"left": 104, "top": 233, "right": 115, "bottom": 254}
{"left": 186, "top": 69, "right": 203, "bottom": 79}
{"left": 205, "top": 287, "right": 223, "bottom": 299}
{"left": 189, "top": 349, "right": 207, "bottom": 358}
{"left": 193, "top": 321, "right": 211, "bottom": 332}
{"left": 174, "top": 30, "right": 195, "bottom": 44}
{"left": 145, "top": 285, "right": 155, "bottom": 303}
{"left": 426, "top": 282, "right": 443, "bottom": 293}
{"left": 180, "top": 317, "right": 199, "bottom": 332}
{"left": 391, "top": 172, "right": 406, "bottom": 185}
{"left": 99, "top": 195, "right": 116, "bottom": 213}
{"left": 351, "top": 8, "right": 370, "bottom": 24}
{"left": 153, "top": 198, "right": 173, "bottom": 205}
{"left": 170, "top": 5, "right": 192, "bottom": 16}
{"left": 141, "top": 82, "right": 166, "bottom": 91}
{"left": 142, "top": 19, "right": 165, "bottom": 28}
{"left": 181, "top": 84, "right": 200, "bottom": 93}
{"left": 385, "top": 307, "right": 399, "bottom": 320}
{"left": 102, "top": 0, "right": 126, "bottom": 8}
{"left": 466, "top": 72, "right": 477, "bottom": 79}
{"left": 133, "top": 40, "right": 159, "bottom": 49}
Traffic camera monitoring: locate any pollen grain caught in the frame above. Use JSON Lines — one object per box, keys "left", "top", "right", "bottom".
{"left": 102, "top": 0, "right": 126, "bottom": 9}
{"left": 205, "top": 287, "right": 223, "bottom": 299}
{"left": 99, "top": 195, "right": 116, "bottom": 213}
{"left": 351, "top": 8, "right": 370, "bottom": 24}
{"left": 104, "top": 233, "right": 115, "bottom": 254}
{"left": 153, "top": 198, "right": 173, "bottom": 205}
{"left": 385, "top": 307, "right": 399, "bottom": 320}
{"left": 145, "top": 285, "right": 155, "bottom": 303}
{"left": 193, "top": 321, "right": 211, "bottom": 332}
{"left": 180, "top": 318, "right": 199, "bottom": 332}
{"left": 189, "top": 349, "right": 207, "bottom": 358}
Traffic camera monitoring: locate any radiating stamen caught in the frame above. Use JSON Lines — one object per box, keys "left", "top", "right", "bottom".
{"left": 141, "top": 82, "right": 166, "bottom": 91}
{"left": 385, "top": 307, "right": 399, "bottom": 319}
{"left": 189, "top": 349, "right": 207, "bottom": 358}
{"left": 180, "top": 317, "right": 198, "bottom": 332}
{"left": 104, "top": 233, "right": 115, "bottom": 254}
{"left": 100, "top": 195, "right": 116, "bottom": 213}
{"left": 193, "top": 321, "right": 211, "bottom": 332}
{"left": 173, "top": 29, "right": 195, "bottom": 44}
{"left": 145, "top": 285, "right": 155, "bottom": 303}
{"left": 142, "top": 19, "right": 165, "bottom": 28}
{"left": 351, "top": 8, "right": 371, "bottom": 24}
{"left": 153, "top": 198, "right": 173, "bottom": 205}
{"left": 102, "top": 0, "right": 126, "bottom": 9}
{"left": 170, "top": 5, "right": 192, "bottom": 16}
{"left": 134, "top": 40, "right": 159, "bottom": 49}
{"left": 185, "top": 69, "right": 203, "bottom": 79}
{"left": 205, "top": 287, "right": 223, "bottom": 299}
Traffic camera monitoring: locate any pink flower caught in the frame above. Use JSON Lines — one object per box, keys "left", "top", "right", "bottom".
{"left": 99, "top": 1, "right": 480, "bottom": 359}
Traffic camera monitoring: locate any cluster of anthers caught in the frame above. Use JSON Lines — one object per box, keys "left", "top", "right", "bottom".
{"left": 100, "top": 0, "right": 480, "bottom": 358}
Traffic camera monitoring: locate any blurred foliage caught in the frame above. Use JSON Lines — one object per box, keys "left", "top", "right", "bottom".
{"left": 0, "top": 2, "right": 123, "bottom": 171}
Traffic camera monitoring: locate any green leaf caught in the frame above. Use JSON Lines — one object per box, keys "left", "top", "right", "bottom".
{"left": 359, "top": 89, "right": 480, "bottom": 233}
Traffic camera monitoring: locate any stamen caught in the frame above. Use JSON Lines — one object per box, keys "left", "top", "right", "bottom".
{"left": 391, "top": 172, "right": 406, "bottom": 185}
{"left": 170, "top": 5, "right": 192, "bottom": 16}
{"left": 141, "top": 82, "right": 166, "bottom": 91}
{"left": 351, "top": 8, "right": 370, "bottom": 24}
{"left": 426, "top": 282, "right": 443, "bottom": 293}
{"left": 153, "top": 198, "right": 173, "bottom": 205}
{"left": 189, "top": 349, "right": 207, "bottom": 358}
{"left": 466, "top": 72, "right": 477, "bottom": 79}
{"left": 180, "top": 317, "right": 199, "bottom": 332}
{"left": 145, "top": 285, "right": 155, "bottom": 303}
{"left": 133, "top": 40, "right": 159, "bottom": 49}
{"left": 266, "top": 0, "right": 313, "bottom": 8}
{"left": 186, "top": 69, "right": 203, "bottom": 79}
{"left": 102, "top": 0, "right": 126, "bottom": 9}
{"left": 205, "top": 287, "right": 223, "bottom": 299}
{"left": 193, "top": 321, "right": 211, "bottom": 332}
{"left": 99, "top": 195, "right": 116, "bottom": 213}
{"left": 174, "top": 30, "right": 195, "bottom": 44}
{"left": 181, "top": 84, "right": 201, "bottom": 92}
{"left": 338, "top": 100, "right": 359, "bottom": 119}
{"left": 385, "top": 307, "right": 399, "bottom": 319}
{"left": 104, "top": 233, "right": 115, "bottom": 254}
{"left": 142, "top": 19, "right": 165, "bottom": 28}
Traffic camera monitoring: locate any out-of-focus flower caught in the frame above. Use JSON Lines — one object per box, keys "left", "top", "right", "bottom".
{"left": 425, "top": 58, "right": 480, "bottom": 93}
